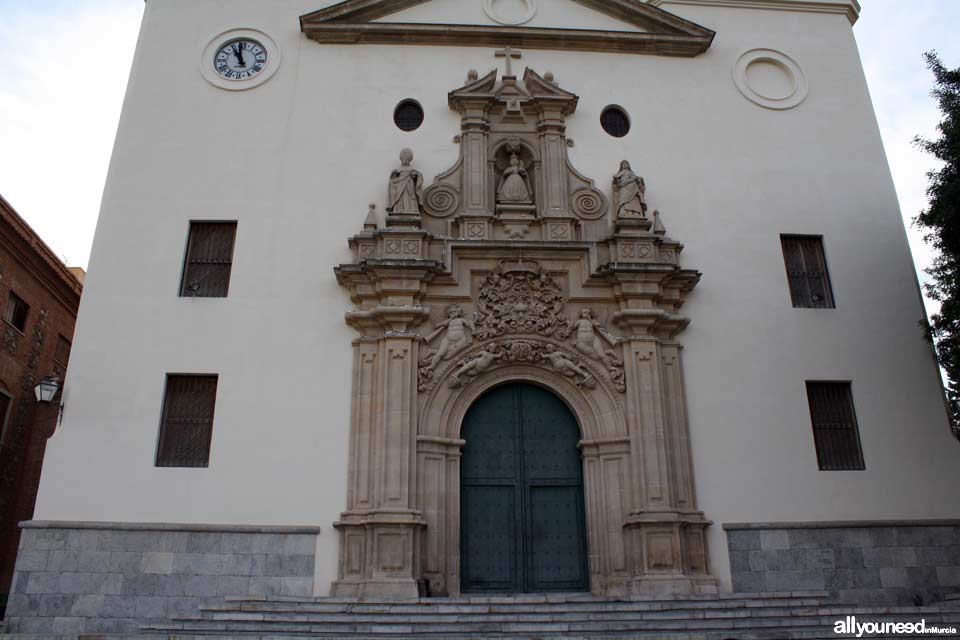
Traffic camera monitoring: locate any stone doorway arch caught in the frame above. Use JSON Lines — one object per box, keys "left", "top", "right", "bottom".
{"left": 417, "top": 361, "right": 630, "bottom": 597}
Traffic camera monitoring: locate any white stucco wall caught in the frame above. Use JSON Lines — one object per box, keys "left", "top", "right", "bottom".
{"left": 34, "top": 0, "right": 959, "bottom": 593}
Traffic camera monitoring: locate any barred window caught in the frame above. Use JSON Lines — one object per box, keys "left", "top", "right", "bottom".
{"left": 179, "top": 222, "right": 237, "bottom": 298}
{"left": 5, "top": 292, "right": 29, "bottom": 332}
{"left": 806, "top": 382, "right": 864, "bottom": 471}
{"left": 53, "top": 334, "right": 71, "bottom": 366}
{"left": 781, "top": 235, "right": 835, "bottom": 308}
{"left": 600, "top": 106, "right": 631, "bottom": 138}
{"left": 393, "top": 99, "right": 424, "bottom": 132}
{"left": 156, "top": 374, "right": 218, "bottom": 468}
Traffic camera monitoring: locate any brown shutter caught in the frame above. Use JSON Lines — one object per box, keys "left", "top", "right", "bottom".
{"left": 156, "top": 375, "right": 219, "bottom": 467}
{"left": 180, "top": 222, "right": 237, "bottom": 297}
{"left": 781, "top": 235, "right": 835, "bottom": 309}
{"left": 806, "top": 382, "right": 864, "bottom": 470}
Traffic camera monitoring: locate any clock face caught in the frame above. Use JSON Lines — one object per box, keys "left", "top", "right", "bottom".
{"left": 214, "top": 39, "right": 267, "bottom": 81}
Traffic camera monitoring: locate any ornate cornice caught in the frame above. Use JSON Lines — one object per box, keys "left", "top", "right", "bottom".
{"left": 301, "top": 0, "right": 715, "bottom": 57}
{"left": 647, "top": 0, "right": 860, "bottom": 25}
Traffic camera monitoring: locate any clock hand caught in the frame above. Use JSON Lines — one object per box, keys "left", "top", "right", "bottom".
{"left": 237, "top": 41, "right": 246, "bottom": 67}
{"left": 232, "top": 43, "right": 244, "bottom": 67}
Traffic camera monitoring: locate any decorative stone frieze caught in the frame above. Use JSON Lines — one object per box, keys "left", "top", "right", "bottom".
{"left": 333, "top": 64, "right": 716, "bottom": 598}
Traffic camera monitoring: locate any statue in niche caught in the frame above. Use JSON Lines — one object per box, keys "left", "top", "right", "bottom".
{"left": 423, "top": 304, "right": 475, "bottom": 370}
{"left": 497, "top": 153, "right": 533, "bottom": 204}
{"left": 612, "top": 160, "right": 648, "bottom": 218}
{"left": 449, "top": 346, "right": 502, "bottom": 388}
{"left": 573, "top": 308, "right": 620, "bottom": 369}
{"left": 387, "top": 148, "right": 424, "bottom": 215}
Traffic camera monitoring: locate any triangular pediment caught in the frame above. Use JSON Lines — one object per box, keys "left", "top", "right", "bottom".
{"left": 300, "top": 0, "right": 715, "bottom": 57}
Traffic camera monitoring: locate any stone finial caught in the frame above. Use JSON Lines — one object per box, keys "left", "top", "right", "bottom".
{"left": 467, "top": 69, "right": 479, "bottom": 83}
{"left": 653, "top": 210, "right": 666, "bottom": 235}
{"left": 544, "top": 71, "right": 556, "bottom": 84}
{"left": 364, "top": 204, "right": 378, "bottom": 230}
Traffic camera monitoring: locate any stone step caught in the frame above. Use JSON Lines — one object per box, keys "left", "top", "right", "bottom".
{"left": 189, "top": 605, "right": 958, "bottom": 623}
{"left": 141, "top": 609, "right": 960, "bottom": 638}
{"left": 221, "top": 590, "right": 831, "bottom": 605}
{"left": 0, "top": 632, "right": 917, "bottom": 640}
{"left": 209, "top": 595, "right": 832, "bottom": 615}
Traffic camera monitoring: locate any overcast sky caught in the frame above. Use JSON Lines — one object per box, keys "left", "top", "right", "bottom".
{"left": 0, "top": 0, "right": 958, "bottom": 318}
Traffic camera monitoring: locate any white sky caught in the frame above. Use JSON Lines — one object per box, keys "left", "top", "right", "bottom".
{"left": 0, "top": 0, "right": 957, "bottom": 321}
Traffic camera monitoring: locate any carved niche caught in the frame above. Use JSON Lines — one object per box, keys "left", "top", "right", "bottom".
{"left": 420, "top": 68, "right": 609, "bottom": 242}
{"left": 333, "top": 62, "right": 716, "bottom": 600}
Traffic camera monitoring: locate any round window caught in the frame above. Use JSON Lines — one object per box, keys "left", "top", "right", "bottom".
{"left": 394, "top": 100, "right": 425, "bottom": 132}
{"left": 600, "top": 106, "right": 631, "bottom": 138}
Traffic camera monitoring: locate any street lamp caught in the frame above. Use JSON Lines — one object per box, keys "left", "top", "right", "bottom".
{"left": 34, "top": 376, "right": 65, "bottom": 425}
{"left": 34, "top": 376, "right": 61, "bottom": 403}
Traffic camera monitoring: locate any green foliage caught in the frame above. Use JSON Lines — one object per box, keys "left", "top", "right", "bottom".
{"left": 915, "top": 52, "right": 960, "bottom": 437}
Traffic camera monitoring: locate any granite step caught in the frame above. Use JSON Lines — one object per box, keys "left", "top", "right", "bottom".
{"left": 137, "top": 597, "right": 960, "bottom": 639}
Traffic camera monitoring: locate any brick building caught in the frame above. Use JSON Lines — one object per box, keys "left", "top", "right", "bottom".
{"left": 0, "top": 195, "right": 82, "bottom": 616}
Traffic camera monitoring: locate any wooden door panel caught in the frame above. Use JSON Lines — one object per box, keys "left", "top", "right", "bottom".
{"left": 461, "top": 383, "right": 588, "bottom": 593}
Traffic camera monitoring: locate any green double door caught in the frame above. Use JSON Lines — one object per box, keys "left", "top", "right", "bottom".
{"left": 460, "top": 383, "right": 589, "bottom": 593}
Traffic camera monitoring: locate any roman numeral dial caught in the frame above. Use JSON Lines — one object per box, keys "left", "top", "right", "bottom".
{"left": 214, "top": 38, "right": 267, "bottom": 81}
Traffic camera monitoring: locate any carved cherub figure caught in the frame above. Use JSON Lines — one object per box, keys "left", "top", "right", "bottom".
{"left": 612, "top": 160, "right": 648, "bottom": 219}
{"left": 543, "top": 350, "right": 594, "bottom": 388}
{"left": 424, "top": 304, "right": 475, "bottom": 370}
{"left": 573, "top": 308, "right": 620, "bottom": 369}
{"left": 449, "top": 346, "right": 502, "bottom": 388}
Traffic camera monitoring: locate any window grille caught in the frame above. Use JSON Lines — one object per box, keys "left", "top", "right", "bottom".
{"left": 394, "top": 100, "right": 424, "bottom": 132}
{"left": 179, "top": 222, "right": 237, "bottom": 298}
{"left": 600, "top": 106, "right": 631, "bottom": 138}
{"left": 781, "top": 235, "right": 835, "bottom": 308}
{"left": 53, "top": 334, "right": 71, "bottom": 366}
{"left": 156, "top": 374, "right": 218, "bottom": 468}
{"left": 5, "top": 292, "right": 29, "bottom": 332}
{"left": 806, "top": 381, "right": 864, "bottom": 471}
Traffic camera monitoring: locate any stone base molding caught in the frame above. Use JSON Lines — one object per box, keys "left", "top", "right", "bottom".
{"left": 725, "top": 520, "right": 960, "bottom": 606}
{"left": 4, "top": 521, "right": 318, "bottom": 635}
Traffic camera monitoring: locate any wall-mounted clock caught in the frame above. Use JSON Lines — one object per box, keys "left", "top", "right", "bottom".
{"left": 214, "top": 38, "right": 267, "bottom": 81}
{"left": 201, "top": 29, "right": 281, "bottom": 91}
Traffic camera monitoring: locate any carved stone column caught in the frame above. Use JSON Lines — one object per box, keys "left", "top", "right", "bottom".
{"left": 416, "top": 435, "right": 465, "bottom": 596}
{"left": 459, "top": 102, "right": 491, "bottom": 220}
{"left": 537, "top": 105, "right": 572, "bottom": 218}
{"left": 604, "top": 226, "right": 717, "bottom": 597}
{"left": 333, "top": 262, "right": 438, "bottom": 598}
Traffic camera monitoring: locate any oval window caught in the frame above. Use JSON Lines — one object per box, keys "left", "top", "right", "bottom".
{"left": 600, "top": 106, "right": 631, "bottom": 138}
{"left": 394, "top": 100, "right": 424, "bottom": 132}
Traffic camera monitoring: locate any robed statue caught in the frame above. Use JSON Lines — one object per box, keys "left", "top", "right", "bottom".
{"left": 612, "top": 160, "right": 648, "bottom": 219}
{"left": 497, "top": 153, "right": 533, "bottom": 204}
{"left": 387, "top": 148, "right": 424, "bottom": 215}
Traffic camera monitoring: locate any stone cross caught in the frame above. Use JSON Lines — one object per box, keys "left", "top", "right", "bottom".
{"left": 495, "top": 47, "right": 522, "bottom": 77}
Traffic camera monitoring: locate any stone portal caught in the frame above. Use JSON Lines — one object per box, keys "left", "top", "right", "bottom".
{"left": 332, "top": 64, "right": 717, "bottom": 598}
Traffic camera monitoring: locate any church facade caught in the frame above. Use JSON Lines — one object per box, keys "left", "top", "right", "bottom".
{"left": 7, "top": 0, "right": 960, "bottom": 632}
